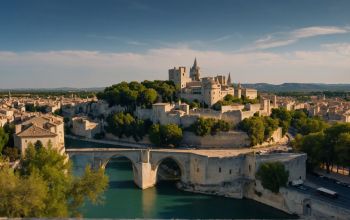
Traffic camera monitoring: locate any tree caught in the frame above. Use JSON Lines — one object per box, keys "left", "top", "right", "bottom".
{"left": 14, "top": 144, "right": 109, "bottom": 217}
{"left": 323, "top": 123, "right": 350, "bottom": 173}
{"left": 0, "top": 127, "right": 9, "bottom": 154}
{"left": 139, "top": 88, "right": 158, "bottom": 108}
{"left": 69, "top": 166, "right": 108, "bottom": 217}
{"left": 2, "top": 147, "right": 20, "bottom": 162}
{"left": 271, "top": 108, "right": 292, "bottom": 135}
{"left": 294, "top": 132, "right": 325, "bottom": 170}
{"left": 0, "top": 162, "right": 48, "bottom": 217}
{"left": 293, "top": 123, "right": 350, "bottom": 173}
{"left": 191, "top": 118, "right": 215, "bottom": 136}
{"left": 335, "top": 132, "right": 350, "bottom": 174}
{"left": 160, "top": 124, "right": 183, "bottom": 147}
{"left": 149, "top": 124, "right": 161, "bottom": 146}
{"left": 256, "top": 162, "right": 289, "bottom": 193}
{"left": 149, "top": 124, "right": 183, "bottom": 147}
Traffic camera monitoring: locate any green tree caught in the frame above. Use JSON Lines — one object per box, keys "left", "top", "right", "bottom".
{"left": 335, "top": 132, "right": 350, "bottom": 174}
{"left": 294, "top": 132, "right": 325, "bottom": 170}
{"left": 149, "top": 124, "right": 183, "bottom": 147}
{"left": 16, "top": 144, "right": 108, "bottom": 217}
{"left": 139, "top": 88, "right": 158, "bottom": 108}
{"left": 149, "top": 124, "right": 161, "bottom": 146}
{"left": 0, "top": 127, "right": 9, "bottom": 154}
{"left": 191, "top": 118, "right": 215, "bottom": 136}
{"left": 0, "top": 162, "right": 48, "bottom": 218}
{"left": 323, "top": 123, "right": 350, "bottom": 173}
{"left": 256, "top": 162, "right": 289, "bottom": 193}
{"left": 271, "top": 107, "right": 292, "bottom": 135}
{"left": 160, "top": 124, "right": 183, "bottom": 147}
{"left": 2, "top": 147, "right": 20, "bottom": 162}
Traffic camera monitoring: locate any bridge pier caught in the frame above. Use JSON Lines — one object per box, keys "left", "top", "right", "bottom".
{"left": 134, "top": 162, "right": 157, "bottom": 189}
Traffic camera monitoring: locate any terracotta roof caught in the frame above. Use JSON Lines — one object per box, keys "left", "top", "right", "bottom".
{"left": 17, "top": 125, "right": 57, "bottom": 138}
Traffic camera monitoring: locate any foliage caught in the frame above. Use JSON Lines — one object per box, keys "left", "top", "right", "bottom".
{"left": 238, "top": 115, "right": 279, "bottom": 146}
{"left": 292, "top": 123, "right": 350, "bottom": 173}
{"left": 25, "top": 104, "right": 47, "bottom": 113}
{"left": 270, "top": 107, "right": 292, "bottom": 135}
{"left": 212, "top": 94, "right": 259, "bottom": 111}
{"left": 105, "top": 112, "right": 152, "bottom": 141}
{"left": 97, "top": 80, "right": 177, "bottom": 109}
{"left": 0, "top": 127, "right": 9, "bottom": 154}
{"left": 0, "top": 162, "right": 48, "bottom": 217}
{"left": 291, "top": 110, "right": 328, "bottom": 135}
{"left": 0, "top": 144, "right": 109, "bottom": 217}
{"left": 256, "top": 162, "right": 289, "bottom": 193}
{"left": 69, "top": 166, "right": 108, "bottom": 217}
{"left": 3, "top": 123, "right": 15, "bottom": 147}
{"left": 149, "top": 124, "right": 183, "bottom": 147}
{"left": 141, "top": 80, "right": 177, "bottom": 103}
{"left": 2, "top": 147, "right": 20, "bottom": 162}
{"left": 190, "top": 117, "right": 230, "bottom": 136}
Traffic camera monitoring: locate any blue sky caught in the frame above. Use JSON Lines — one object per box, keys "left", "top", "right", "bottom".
{"left": 1, "top": 0, "right": 350, "bottom": 88}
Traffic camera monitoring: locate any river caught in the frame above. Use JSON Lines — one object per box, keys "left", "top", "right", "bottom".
{"left": 67, "top": 138, "right": 296, "bottom": 219}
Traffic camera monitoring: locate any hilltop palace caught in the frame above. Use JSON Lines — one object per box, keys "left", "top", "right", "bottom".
{"left": 169, "top": 58, "right": 257, "bottom": 106}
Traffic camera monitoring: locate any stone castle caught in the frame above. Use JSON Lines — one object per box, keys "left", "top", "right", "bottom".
{"left": 169, "top": 58, "right": 257, "bottom": 106}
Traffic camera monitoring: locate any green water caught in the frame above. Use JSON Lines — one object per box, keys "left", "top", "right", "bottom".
{"left": 71, "top": 155, "right": 296, "bottom": 219}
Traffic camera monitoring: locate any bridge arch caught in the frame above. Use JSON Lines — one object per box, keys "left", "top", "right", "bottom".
{"left": 154, "top": 156, "right": 186, "bottom": 183}
{"left": 102, "top": 153, "right": 140, "bottom": 187}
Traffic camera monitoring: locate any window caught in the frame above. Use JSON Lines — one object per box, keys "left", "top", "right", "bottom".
{"left": 249, "top": 165, "right": 251, "bottom": 172}
{"left": 229, "top": 169, "right": 232, "bottom": 174}
{"left": 219, "top": 167, "right": 221, "bottom": 173}
{"left": 197, "top": 168, "right": 199, "bottom": 172}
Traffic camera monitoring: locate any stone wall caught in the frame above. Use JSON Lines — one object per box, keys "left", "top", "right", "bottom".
{"left": 181, "top": 131, "right": 250, "bottom": 148}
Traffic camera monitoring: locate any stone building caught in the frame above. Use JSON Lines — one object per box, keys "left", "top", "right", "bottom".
{"left": 13, "top": 114, "right": 65, "bottom": 155}
{"left": 169, "top": 59, "right": 257, "bottom": 106}
{"left": 72, "top": 116, "right": 101, "bottom": 138}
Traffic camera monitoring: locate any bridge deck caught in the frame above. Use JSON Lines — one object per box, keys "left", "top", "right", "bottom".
{"left": 65, "top": 145, "right": 288, "bottom": 158}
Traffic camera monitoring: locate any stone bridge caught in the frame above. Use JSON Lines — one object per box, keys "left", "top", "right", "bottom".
{"left": 66, "top": 148, "right": 306, "bottom": 200}
{"left": 66, "top": 148, "right": 198, "bottom": 189}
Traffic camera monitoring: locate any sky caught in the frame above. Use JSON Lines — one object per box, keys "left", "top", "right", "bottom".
{"left": 1, "top": 0, "right": 350, "bottom": 88}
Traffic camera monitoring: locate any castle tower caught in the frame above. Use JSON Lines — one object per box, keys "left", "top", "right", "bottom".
{"left": 8, "top": 91, "right": 11, "bottom": 100}
{"left": 234, "top": 83, "right": 242, "bottom": 98}
{"left": 190, "top": 58, "right": 200, "bottom": 81}
{"left": 227, "top": 73, "right": 232, "bottom": 85}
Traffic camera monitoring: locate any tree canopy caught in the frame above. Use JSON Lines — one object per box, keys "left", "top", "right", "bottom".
{"left": 149, "top": 124, "right": 183, "bottom": 147}
{"left": 97, "top": 80, "right": 177, "bottom": 109}
{"left": 238, "top": 115, "right": 279, "bottom": 146}
{"left": 105, "top": 112, "right": 152, "bottom": 141}
{"left": 190, "top": 117, "right": 230, "bottom": 136}
{"left": 293, "top": 123, "right": 350, "bottom": 173}
{"left": 0, "top": 144, "right": 108, "bottom": 217}
{"left": 0, "top": 127, "right": 9, "bottom": 154}
{"left": 256, "top": 161, "right": 289, "bottom": 193}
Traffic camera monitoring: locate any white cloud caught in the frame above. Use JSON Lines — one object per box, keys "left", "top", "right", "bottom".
{"left": 0, "top": 45, "right": 349, "bottom": 88}
{"left": 321, "top": 43, "right": 350, "bottom": 55}
{"left": 253, "top": 26, "right": 350, "bottom": 50}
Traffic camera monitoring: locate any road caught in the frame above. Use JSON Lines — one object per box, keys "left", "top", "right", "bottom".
{"left": 289, "top": 174, "right": 350, "bottom": 210}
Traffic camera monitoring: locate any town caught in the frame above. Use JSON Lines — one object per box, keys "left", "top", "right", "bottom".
{"left": 1, "top": 59, "right": 349, "bottom": 219}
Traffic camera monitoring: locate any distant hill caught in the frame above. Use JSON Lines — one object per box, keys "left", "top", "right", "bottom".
{"left": 241, "top": 83, "right": 350, "bottom": 92}
{"left": 0, "top": 87, "right": 104, "bottom": 92}
{"left": 2, "top": 83, "right": 350, "bottom": 93}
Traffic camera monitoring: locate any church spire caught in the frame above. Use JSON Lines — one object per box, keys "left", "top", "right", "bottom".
{"left": 190, "top": 57, "right": 200, "bottom": 81}
{"left": 227, "top": 72, "right": 232, "bottom": 85}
